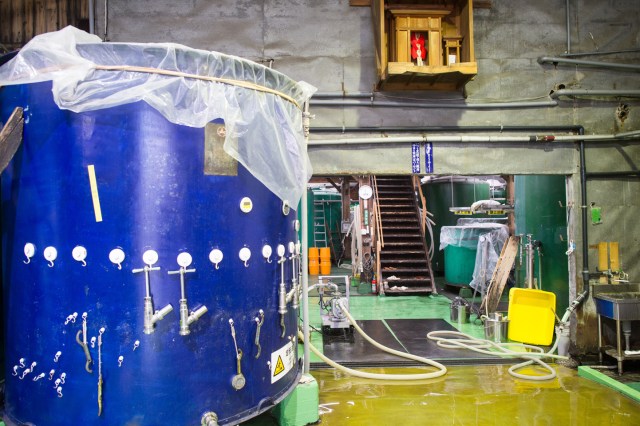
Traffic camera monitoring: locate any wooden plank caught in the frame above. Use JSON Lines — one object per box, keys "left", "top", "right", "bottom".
{"left": 10, "top": 0, "right": 23, "bottom": 46}
{"left": 45, "top": 0, "right": 57, "bottom": 32}
{"left": 0, "top": 0, "right": 12, "bottom": 47}
{"left": 349, "top": 0, "right": 371, "bottom": 6}
{"left": 481, "top": 236, "right": 520, "bottom": 315}
{"left": 0, "top": 107, "right": 24, "bottom": 174}
{"left": 34, "top": 0, "right": 46, "bottom": 37}
{"left": 58, "top": 0, "right": 68, "bottom": 28}
{"left": 24, "top": 0, "right": 35, "bottom": 43}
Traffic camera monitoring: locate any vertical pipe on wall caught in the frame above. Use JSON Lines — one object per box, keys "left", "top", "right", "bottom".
{"left": 89, "top": 0, "right": 95, "bottom": 35}
{"left": 103, "top": 0, "right": 108, "bottom": 41}
{"left": 301, "top": 102, "right": 310, "bottom": 374}
{"left": 578, "top": 128, "right": 589, "bottom": 294}
{"left": 565, "top": 0, "right": 571, "bottom": 54}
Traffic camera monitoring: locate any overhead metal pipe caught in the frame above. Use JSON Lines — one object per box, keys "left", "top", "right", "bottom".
{"left": 561, "top": 48, "right": 640, "bottom": 58}
{"left": 310, "top": 99, "right": 558, "bottom": 110}
{"left": 308, "top": 131, "right": 640, "bottom": 146}
{"left": 538, "top": 56, "right": 640, "bottom": 72}
{"left": 311, "top": 125, "right": 583, "bottom": 134}
{"left": 314, "top": 92, "right": 374, "bottom": 99}
{"left": 550, "top": 89, "right": 640, "bottom": 99}
{"left": 586, "top": 171, "right": 640, "bottom": 179}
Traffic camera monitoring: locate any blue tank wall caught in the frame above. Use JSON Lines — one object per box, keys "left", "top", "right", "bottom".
{"left": 1, "top": 82, "right": 301, "bottom": 425}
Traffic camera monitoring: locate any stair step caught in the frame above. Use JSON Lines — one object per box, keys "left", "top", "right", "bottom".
{"left": 382, "top": 227, "right": 421, "bottom": 232}
{"left": 377, "top": 196, "right": 413, "bottom": 200}
{"left": 378, "top": 204, "right": 414, "bottom": 209}
{"left": 381, "top": 258, "right": 428, "bottom": 263}
{"left": 381, "top": 266, "right": 430, "bottom": 273}
{"left": 384, "top": 235, "right": 423, "bottom": 241}
{"left": 383, "top": 285, "right": 435, "bottom": 294}
{"left": 383, "top": 241, "right": 427, "bottom": 246}
{"left": 380, "top": 249, "right": 426, "bottom": 255}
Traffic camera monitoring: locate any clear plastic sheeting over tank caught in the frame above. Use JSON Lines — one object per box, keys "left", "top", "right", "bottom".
{"left": 0, "top": 26, "right": 316, "bottom": 204}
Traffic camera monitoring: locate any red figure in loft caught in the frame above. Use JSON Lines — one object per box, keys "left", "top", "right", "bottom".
{"left": 411, "top": 33, "right": 427, "bottom": 66}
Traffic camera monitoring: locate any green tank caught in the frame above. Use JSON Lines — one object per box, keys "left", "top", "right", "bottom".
{"left": 515, "top": 175, "right": 569, "bottom": 313}
{"left": 422, "top": 177, "right": 492, "bottom": 275}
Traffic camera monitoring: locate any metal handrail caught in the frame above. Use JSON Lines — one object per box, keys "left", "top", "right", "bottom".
{"left": 372, "top": 176, "right": 384, "bottom": 248}
{"left": 371, "top": 176, "right": 384, "bottom": 295}
{"left": 413, "top": 176, "right": 428, "bottom": 237}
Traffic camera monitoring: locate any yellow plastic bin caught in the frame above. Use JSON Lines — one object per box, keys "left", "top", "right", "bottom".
{"left": 507, "top": 287, "right": 556, "bottom": 345}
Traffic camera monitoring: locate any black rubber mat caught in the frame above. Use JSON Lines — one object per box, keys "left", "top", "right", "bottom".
{"left": 318, "top": 318, "right": 504, "bottom": 368}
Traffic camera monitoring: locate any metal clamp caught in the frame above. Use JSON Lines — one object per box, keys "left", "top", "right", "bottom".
{"left": 254, "top": 310, "right": 264, "bottom": 359}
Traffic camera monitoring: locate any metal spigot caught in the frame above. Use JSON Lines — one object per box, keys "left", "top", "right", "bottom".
{"left": 133, "top": 263, "right": 173, "bottom": 334}
{"left": 168, "top": 264, "right": 206, "bottom": 336}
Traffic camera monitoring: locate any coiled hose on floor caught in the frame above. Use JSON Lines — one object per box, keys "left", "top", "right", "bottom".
{"left": 299, "top": 300, "right": 448, "bottom": 380}
{"left": 426, "top": 330, "right": 568, "bottom": 380}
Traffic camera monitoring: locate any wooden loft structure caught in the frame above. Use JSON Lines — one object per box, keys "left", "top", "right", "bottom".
{"left": 371, "top": 0, "right": 478, "bottom": 91}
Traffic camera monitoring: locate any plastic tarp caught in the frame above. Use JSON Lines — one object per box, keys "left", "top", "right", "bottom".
{"left": 439, "top": 223, "right": 508, "bottom": 251}
{"left": 469, "top": 226, "right": 509, "bottom": 294}
{"left": 0, "top": 26, "right": 316, "bottom": 205}
{"left": 439, "top": 223, "right": 509, "bottom": 293}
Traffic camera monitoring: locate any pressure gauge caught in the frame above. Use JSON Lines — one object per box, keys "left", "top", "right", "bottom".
{"left": 359, "top": 185, "right": 373, "bottom": 200}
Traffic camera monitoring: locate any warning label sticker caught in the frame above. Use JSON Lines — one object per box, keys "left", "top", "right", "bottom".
{"left": 270, "top": 341, "right": 295, "bottom": 384}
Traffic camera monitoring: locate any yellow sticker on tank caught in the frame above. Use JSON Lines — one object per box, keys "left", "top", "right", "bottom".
{"left": 271, "top": 341, "right": 295, "bottom": 384}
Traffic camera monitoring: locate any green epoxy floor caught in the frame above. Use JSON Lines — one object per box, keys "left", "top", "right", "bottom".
{"left": 311, "top": 364, "right": 640, "bottom": 425}
{"left": 249, "top": 278, "right": 639, "bottom": 426}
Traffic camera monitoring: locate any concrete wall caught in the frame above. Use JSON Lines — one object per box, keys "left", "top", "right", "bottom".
{"left": 95, "top": 0, "right": 640, "bottom": 353}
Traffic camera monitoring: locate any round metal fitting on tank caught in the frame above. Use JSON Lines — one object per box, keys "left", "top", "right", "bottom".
{"left": 201, "top": 412, "right": 219, "bottom": 426}
{"left": 0, "top": 29, "right": 312, "bottom": 426}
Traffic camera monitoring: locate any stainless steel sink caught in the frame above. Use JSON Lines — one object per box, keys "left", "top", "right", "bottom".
{"left": 595, "top": 292, "right": 640, "bottom": 320}
{"left": 591, "top": 283, "right": 640, "bottom": 374}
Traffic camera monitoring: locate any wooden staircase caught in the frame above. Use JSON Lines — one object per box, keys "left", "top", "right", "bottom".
{"left": 375, "top": 176, "right": 436, "bottom": 294}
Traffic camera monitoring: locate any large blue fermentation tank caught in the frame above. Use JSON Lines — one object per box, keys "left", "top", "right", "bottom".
{"left": 0, "top": 46, "right": 305, "bottom": 425}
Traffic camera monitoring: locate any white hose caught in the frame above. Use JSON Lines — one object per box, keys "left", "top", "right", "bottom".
{"left": 298, "top": 300, "right": 447, "bottom": 381}
{"left": 426, "top": 330, "right": 568, "bottom": 381}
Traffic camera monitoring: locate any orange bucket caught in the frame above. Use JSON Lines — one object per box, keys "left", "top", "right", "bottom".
{"left": 320, "top": 261, "right": 331, "bottom": 275}
{"left": 308, "top": 247, "right": 319, "bottom": 275}
{"left": 319, "top": 247, "right": 331, "bottom": 262}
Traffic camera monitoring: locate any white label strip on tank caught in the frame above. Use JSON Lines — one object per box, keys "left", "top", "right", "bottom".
{"left": 87, "top": 165, "right": 103, "bottom": 222}
{"left": 270, "top": 341, "right": 295, "bottom": 384}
